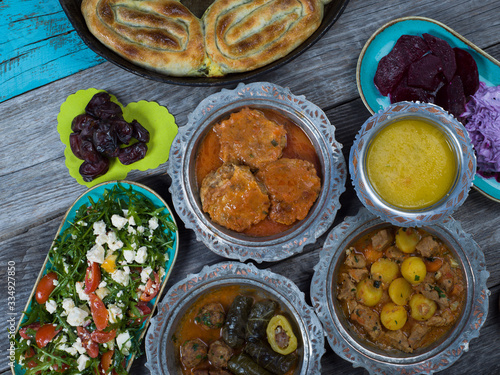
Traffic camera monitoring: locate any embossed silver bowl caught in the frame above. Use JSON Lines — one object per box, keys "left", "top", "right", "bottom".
{"left": 310, "top": 208, "right": 490, "bottom": 374}
{"left": 349, "top": 101, "right": 476, "bottom": 227}
{"left": 167, "top": 82, "right": 346, "bottom": 262}
{"left": 145, "top": 261, "right": 325, "bottom": 375}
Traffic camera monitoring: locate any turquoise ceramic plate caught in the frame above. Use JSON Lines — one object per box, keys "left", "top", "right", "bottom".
{"left": 356, "top": 16, "right": 500, "bottom": 202}
{"left": 11, "top": 181, "right": 178, "bottom": 375}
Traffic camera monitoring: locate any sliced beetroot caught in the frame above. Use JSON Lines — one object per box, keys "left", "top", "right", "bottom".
{"left": 436, "top": 75, "right": 466, "bottom": 118}
{"left": 390, "top": 76, "right": 436, "bottom": 104}
{"left": 374, "top": 55, "right": 407, "bottom": 96}
{"left": 374, "top": 35, "right": 429, "bottom": 96}
{"left": 407, "top": 53, "right": 444, "bottom": 91}
{"left": 422, "top": 33, "right": 456, "bottom": 82}
{"left": 454, "top": 47, "right": 480, "bottom": 97}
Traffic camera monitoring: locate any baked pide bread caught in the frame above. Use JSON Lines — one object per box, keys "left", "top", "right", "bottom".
{"left": 81, "top": 0, "right": 206, "bottom": 76}
{"left": 204, "top": 0, "right": 325, "bottom": 76}
{"left": 81, "top": 0, "right": 330, "bottom": 77}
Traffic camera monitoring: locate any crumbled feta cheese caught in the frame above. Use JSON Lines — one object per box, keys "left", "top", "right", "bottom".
{"left": 63, "top": 261, "right": 70, "bottom": 274}
{"left": 122, "top": 209, "right": 129, "bottom": 216}
{"left": 112, "top": 214, "right": 128, "bottom": 230}
{"left": 67, "top": 306, "right": 89, "bottom": 326}
{"left": 131, "top": 242, "right": 137, "bottom": 249}
{"left": 45, "top": 299, "right": 57, "bottom": 314}
{"left": 53, "top": 279, "right": 59, "bottom": 286}
{"left": 158, "top": 267, "right": 166, "bottom": 280}
{"left": 127, "top": 226, "right": 137, "bottom": 235}
{"left": 123, "top": 266, "right": 130, "bottom": 274}
{"left": 107, "top": 231, "right": 118, "bottom": 243}
{"left": 95, "top": 233, "right": 109, "bottom": 245}
{"left": 135, "top": 246, "right": 148, "bottom": 264}
{"left": 117, "top": 290, "right": 123, "bottom": 298}
{"left": 77, "top": 221, "right": 88, "bottom": 226}
{"left": 116, "top": 331, "right": 132, "bottom": 355}
{"left": 98, "top": 280, "right": 107, "bottom": 288}
{"left": 108, "top": 304, "right": 123, "bottom": 323}
{"left": 141, "top": 266, "right": 153, "bottom": 283}
{"left": 58, "top": 344, "right": 78, "bottom": 356}
{"left": 73, "top": 338, "right": 87, "bottom": 355}
{"left": 75, "top": 282, "right": 90, "bottom": 301}
{"left": 93, "top": 220, "right": 107, "bottom": 235}
{"left": 138, "top": 284, "right": 146, "bottom": 292}
{"left": 71, "top": 234, "right": 77, "bottom": 240}
{"left": 137, "top": 226, "right": 145, "bottom": 234}
{"left": 148, "top": 217, "right": 159, "bottom": 231}
{"left": 96, "top": 287, "right": 110, "bottom": 300}
{"left": 108, "top": 240, "right": 124, "bottom": 251}
{"left": 87, "top": 244, "right": 105, "bottom": 264}
{"left": 111, "top": 269, "right": 130, "bottom": 286}
{"left": 62, "top": 298, "right": 75, "bottom": 316}
{"left": 128, "top": 215, "right": 136, "bottom": 226}
{"left": 123, "top": 249, "right": 135, "bottom": 263}
{"left": 77, "top": 354, "right": 90, "bottom": 371}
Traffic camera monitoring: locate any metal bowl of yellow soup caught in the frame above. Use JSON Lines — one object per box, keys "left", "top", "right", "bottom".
{"left": 349, "top": 102, "right": 476, "bottom": 226}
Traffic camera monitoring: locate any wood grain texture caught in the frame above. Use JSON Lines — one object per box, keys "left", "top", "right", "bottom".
{"left": 1, "top": 0, "right": 500, "bottom": 374}
{"left": 0, "top": 0, "right": 105, "bottom": 103}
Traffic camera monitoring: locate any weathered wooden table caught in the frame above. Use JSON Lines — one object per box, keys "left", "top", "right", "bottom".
{"left": 1, "top": 0, "right": 499, "bottom": 374}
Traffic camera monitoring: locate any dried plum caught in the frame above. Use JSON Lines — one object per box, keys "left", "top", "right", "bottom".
{"left": 71, "top": 114, "right": 96, "bottom": 133}
{"left": 423, "top": 33, "right": 456, "bottom": 82}
{"left": 85, "top": 92, "right": 123, "bottom": 120}
{"left": 68, "top": 92, "right": 151, "bottom": 181}
{"left": 407, "top": 53, "right": 444, "bottom": 91}
{"left": 118, "top": 142, "right": 148, "bottom": 165}
{"left": 131, "top": 120, "right": 150, "bottom": 143}
{"left": 374, "top": 35, "right": 429, "bottom": 96}
{"left": 436, "top": 75, "right": 466, "bottom": 119}
{"left": 111, "top": 119, "right": 134, "bottom": 145}
{"left": 454, "top": 47, "right": 480, "bottom": 97}
{"left": 93, "top": 122, "right": 120, "bottom": 158}
{"left": 70, "top": 133, "right": 85, "bottom": 160}
{"left": 79, "top": 158, "right": 110, "bottom": 182}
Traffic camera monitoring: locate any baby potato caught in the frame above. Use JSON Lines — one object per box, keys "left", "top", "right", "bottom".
{"left": 401, "top": 256, "right": 427, "bottom": 285}
{"left": 409, "top": 294, "right": 437, "bottom": 321}
{"left": 356, "top": 278, "right": 383, "bottom": 307}
{"left": 371, "top": 258, "right": 399, "bottom": 284}
{"left": 380, "top": 302, "right": 408, "bottom": 330}
{"left": 395, "top": 228, "right": 421, "bottom": 254}
{"left": 388, "top": 277, "right": 412, "bottom": 305}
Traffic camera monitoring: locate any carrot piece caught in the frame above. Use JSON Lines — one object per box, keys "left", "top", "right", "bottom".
{"left": 363, "top": 244, "right": 383, "bottom": 263}
{"left": 424, "top": 257, "right": 443, "bottom": 272}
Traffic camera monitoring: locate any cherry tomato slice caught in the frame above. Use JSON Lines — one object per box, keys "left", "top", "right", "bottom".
{"left": 77, "top": 326, "right": 99, "bottom": 358}
{"left": 89, "top": 293, "right": 109, "bottom": 331}
{"left": 140, "top": 272, "right": 160, "bottom": 302}
{"left": 35, "top": 272, "right": 58, "bottom": 304}
{"left": 91, "top": 329, "right": 116, "bottom": 344}
{"left": 35, "top": 323, "right": 61, "bottom": 348}
{"left": 84, "top": 262, "right": 101, "bottom": 294}
{"left": 25, "top": 347, "right": 38, "bottom": 369}
{"left": 19, "top": 322, "right": 40, "bottom": 340}
{"left": 129, "top": 301, "right": 152, "bottom": 325}
{"left": 100, "top": 350, "right": 114, "bottom": 372}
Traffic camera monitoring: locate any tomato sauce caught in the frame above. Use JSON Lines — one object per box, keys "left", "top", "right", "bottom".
{"left": 194, "top": 107, "right": 321, "bottom": 237}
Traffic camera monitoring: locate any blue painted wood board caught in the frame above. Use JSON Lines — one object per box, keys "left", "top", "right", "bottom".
{"left": 0, "top": 0, "right": 105, "bottom": 103}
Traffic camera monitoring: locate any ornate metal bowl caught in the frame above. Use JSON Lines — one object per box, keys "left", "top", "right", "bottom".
{"left": 145, "top": 261, "right": 325, "bottom": 374}
{"left": 310, "top": 208, "right": 490, "bottom": 374}
{"left": 167, "top": 81, "right": 346, "bottom": 262}
{"left": 349, "top": 101, "right": 476, "bottom": 227}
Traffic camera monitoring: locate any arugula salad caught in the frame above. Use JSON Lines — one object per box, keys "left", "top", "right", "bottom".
{"left": 14, "top": 184, "right": 177, "bottom": 374}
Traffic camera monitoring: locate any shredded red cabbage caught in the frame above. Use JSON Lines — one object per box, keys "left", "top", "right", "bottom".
{"left": 461, "top": 82, "right": 500, "bottom": 181}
